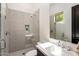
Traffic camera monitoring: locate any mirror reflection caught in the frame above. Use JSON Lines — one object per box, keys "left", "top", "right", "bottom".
{"left": 50, "top": 11, "right": 68, "bottom": 41}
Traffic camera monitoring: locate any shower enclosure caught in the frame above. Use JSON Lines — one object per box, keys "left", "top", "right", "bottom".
{"left": 2, "top": 4, "right": 40, "bottom": 56}
{"left": 0, "top": 3, "right": 40, "bottom": 56}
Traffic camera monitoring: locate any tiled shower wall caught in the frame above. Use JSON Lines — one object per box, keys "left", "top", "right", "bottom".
{"left": 6, "top": 9, "right": 39, "bottom": 52}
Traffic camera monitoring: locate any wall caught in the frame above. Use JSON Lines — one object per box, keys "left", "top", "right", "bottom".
{"left": 50, "top": 3, "right": 79, "bottom": 42}
{"left": 39, "top": 4, "right": 50, "bottom": 42}
{"left": 6, "top": 9, "right": 33, "bottom": 52}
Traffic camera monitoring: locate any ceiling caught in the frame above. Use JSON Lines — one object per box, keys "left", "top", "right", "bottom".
{"left": 7, "top": 3, "right": 39, "bottom": 14}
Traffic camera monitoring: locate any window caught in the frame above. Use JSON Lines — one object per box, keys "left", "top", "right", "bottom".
{"left": 54, "top": 12, "right": 64, "bottom": 23}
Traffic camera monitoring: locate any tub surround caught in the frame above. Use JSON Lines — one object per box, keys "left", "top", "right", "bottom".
{"left": 36, "top": 39, "right": 79, "bottom": 56}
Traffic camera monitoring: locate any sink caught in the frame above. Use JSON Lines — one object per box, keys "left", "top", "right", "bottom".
{"left": 45, "top": 43, "right": 62, "bottom": 56}
{"left": 39, "top": 42, "right": 53, "bottom": 48}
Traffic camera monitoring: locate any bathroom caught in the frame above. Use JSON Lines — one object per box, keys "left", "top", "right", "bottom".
{"left": 0, "top": 3, "right": 79, "bottom": 56}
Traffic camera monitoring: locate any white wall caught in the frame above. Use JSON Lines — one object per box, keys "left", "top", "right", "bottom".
{"left": 39, "top": 4, "right": 50, "bottom": 42}
{"left": 50, "top": 3, "right": 79, "bottom": 42}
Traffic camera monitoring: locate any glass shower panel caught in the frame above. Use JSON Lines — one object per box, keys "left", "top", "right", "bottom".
{"left": 0, "top": 3, "right": 1, "bottom": 56}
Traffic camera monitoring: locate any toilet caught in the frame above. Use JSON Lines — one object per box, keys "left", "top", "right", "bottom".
{"left": 25, "top": 49, "right": 37, "bottom": 56}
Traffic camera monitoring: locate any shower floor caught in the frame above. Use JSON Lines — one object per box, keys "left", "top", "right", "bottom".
{"left": 8, "top": 47, "right": 35, "bottom": 56}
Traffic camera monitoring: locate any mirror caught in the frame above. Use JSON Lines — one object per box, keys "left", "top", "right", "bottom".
{"left": 50, "top": 11, "right": 68, "bottom": 41}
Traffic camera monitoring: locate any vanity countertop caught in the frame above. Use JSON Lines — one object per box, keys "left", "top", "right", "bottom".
{"left": 36, "top": 42, "right": 79, "bottom": 56}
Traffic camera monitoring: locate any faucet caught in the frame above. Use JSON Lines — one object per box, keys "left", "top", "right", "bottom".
{"left": 58, "top": 40, "right": 61, "bottom": 46}
{"left": 58, "top": 40, "right": 64, "bottom": 48}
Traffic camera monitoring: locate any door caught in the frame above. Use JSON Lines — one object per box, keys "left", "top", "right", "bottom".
{"left": 72, "top": 4, "right": 79, "bottom": 44}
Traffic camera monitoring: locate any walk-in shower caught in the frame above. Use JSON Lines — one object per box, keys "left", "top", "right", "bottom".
{"left": 0, "top": 3, "right": 40, "bottom": 56}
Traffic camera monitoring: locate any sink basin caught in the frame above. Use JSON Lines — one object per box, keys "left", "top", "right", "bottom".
{"left": 36, "top": 42, "right": 62, "bottom": 56}
{"left": 39, "top": 42, "right": 53, "bottom": 48}
{"left": 45, "top": 43, "right": 62, "bottom": 56}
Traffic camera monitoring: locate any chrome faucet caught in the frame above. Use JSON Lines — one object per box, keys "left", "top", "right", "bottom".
{"left": 58, "top": 40, "right": 64, "bottom": 48}
{"left": 58, "top": 40, "right": 61, "bottom": 46}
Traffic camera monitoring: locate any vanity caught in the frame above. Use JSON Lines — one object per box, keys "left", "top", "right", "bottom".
{"left": 40, "top": 4, "right": 79, "bottom": 56}
{"left": 36, "top": 41, "right": 79, "bottom": 56}
{"left": 36, "top": 4, "right": 79, "bottom": 56}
